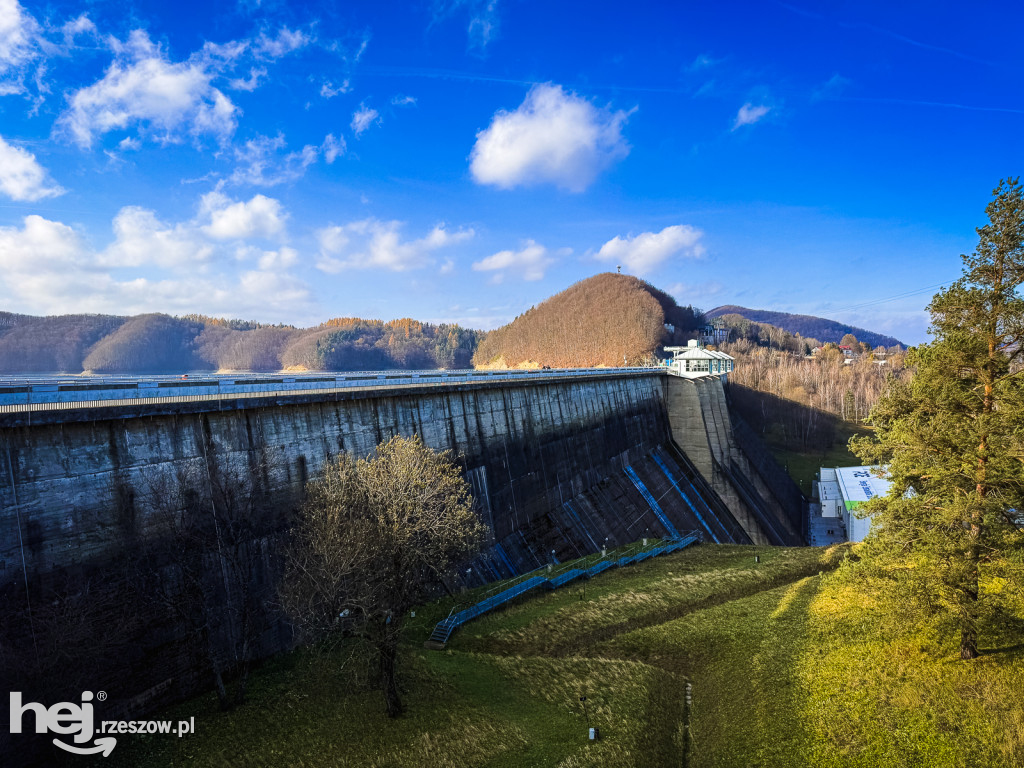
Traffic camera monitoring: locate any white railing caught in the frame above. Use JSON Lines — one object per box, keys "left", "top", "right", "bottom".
{"left": 0, "top": 367, "right": 666, "bottom": 414}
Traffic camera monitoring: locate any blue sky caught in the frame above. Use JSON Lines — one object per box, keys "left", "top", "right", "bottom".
{"left": 1, "top": 1, "right": 1021, "bottom": 345}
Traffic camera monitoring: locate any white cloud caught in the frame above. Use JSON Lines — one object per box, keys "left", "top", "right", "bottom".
{"left": 0, "top": 135, "right": 64, "bottom": 201}
{"left": 258, "top": 245, "right": 298, "bottom": 270}
{"left": 228, "top": 133, "right": 319, "bottom": 186}
{"left": 434, "top": 0, "right": 500, "bottom": 52}
{"left": 0, "top": 0, "right": 39, "bottom": 80}
{"left": 58, "top": 29, "right": 238, "bottom": 148}
{"left": 467, "top": 1, "right": 499, "bottom": 51}
{"left": 391, "top": 94, "right": 416, "bottom": 106}
{"left": 193, "top": 39, "right": 249, "bottom": 71}
{"left": 0, "top": 214, "right": 85, "bottom": 272}
{"left": 470, "top": 83, "right": 632, "bottom": 192}
{"left": 233, "top": 243, "right": 299, "bottom": 270}
{"left": 101, "top": 206, "right": 213, "bottom": 268}
{"left": 320, "top": 79, "right": 350, "bottom": 98}
{"left": 228, "top": 67, "right": 266, "bottom": 91}
{"left": 1, "top": 5, "right": 98, "bottom": 98}
{"left": 472, "top": 239, "right": 556, "bottom": 282}
{"left": 316, "top": 219, "right": 473, "bottom": 272}
{"left": 665, "top": 280, "right": 723, "bottom": 302}
{"left": 596, "top": 225, "right": 705, "bottom": 275}
{"left": 733, "top": 102, "right": 771, "bottom": 130}
{"left": 0, "top": 209, "right": 311, "bottom": 320}
{"left": 687, "top": 53, "right": 720, "bottom": 71}
{"left": 60, "top": 15, "right": 96, "bottom": 47}
{"left": 254, "top": 27, "right": 310, "bottom": 59}
{"left": 322, "top": 133, "right": 345, "bottom": 163}
{"left": 351, "top": 105, "right": 380, "bottom": 136}
{"left": 201, "top": 191, "right": 287, "bottom": 240}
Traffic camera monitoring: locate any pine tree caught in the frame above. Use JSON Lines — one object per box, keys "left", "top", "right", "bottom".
{"left": 852, "top": 178, "right": 1024, "bottom": 659}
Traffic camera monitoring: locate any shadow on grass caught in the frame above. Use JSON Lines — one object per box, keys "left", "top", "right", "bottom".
{"left": 980, "top": 642, "right": 1024, "bottom": 657}
{"left": 598, "top": 576, "right": 822, "bottom": 768}
{"left": 458, "top": 553, "right": 843, "bottom": 659}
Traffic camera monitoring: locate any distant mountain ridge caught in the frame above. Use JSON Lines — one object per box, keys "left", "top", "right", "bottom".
{"left": 705, "top": 305, "right": 903, "bottom": 348}
{"left": 0, "top": 311, "right": 481, "bottom": 375}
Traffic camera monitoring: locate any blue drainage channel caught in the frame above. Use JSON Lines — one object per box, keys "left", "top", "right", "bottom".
{"left": 623, "top": 464, "right": 682, "bottom": 538}
{"left": 425, "top": 533, "right": 700, "bottom": 648}
{"left": 649, "top": 449, "right": 721, "bottom": 544}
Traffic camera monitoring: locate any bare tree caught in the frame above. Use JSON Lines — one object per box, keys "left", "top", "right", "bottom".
{"left": 281, "top": 435, "right": 488, "bottom": 717}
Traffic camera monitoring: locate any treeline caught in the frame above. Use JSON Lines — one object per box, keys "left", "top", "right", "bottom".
{"left": 0, "top": 311, "right": 482, "bottom": 374}
{"left": 707, "top": 305, "right": 903, "bottom": 348}
{"left": 715, "top": 313, "right": 824, "bottom": 353}
{"left": 0, "top": 312, "right": 129, "bottom": 373}
{"left": 473, "top": 272, "right": 704, "bottom": 368}
{"left": 722, "top": 338, "right": 910, "bottom": 424}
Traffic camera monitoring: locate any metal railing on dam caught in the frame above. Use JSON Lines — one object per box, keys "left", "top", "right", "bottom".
{"left": 0, "top": 367, "right": 666, "bottom": 414}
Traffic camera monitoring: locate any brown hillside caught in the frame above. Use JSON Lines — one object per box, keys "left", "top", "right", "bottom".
{"left": 472, "top": 273, "right": 703, "bottom": 368}
{"left": 0, "top": 312, "right": 127, "bottom": 373}
{"left": 83, "top": 314, "right": 206, "bottom": 373}
{"left": 0, "top": 308, "right": 481, "bottom": 374}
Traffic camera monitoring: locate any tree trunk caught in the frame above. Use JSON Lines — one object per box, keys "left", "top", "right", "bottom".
{"left": 202, "top": 624, "right": 232, "bottom": 711}
{"left": 378, "top": 635, "right": 403, "bottom": 718}
{"left": 960, "top": 574, "right": 980, "bottom": 660}
{"left": 960, "top": 519, "right": 982, "bottom": 660}
{"left": 233, "top": 658, "right": 250, "bottom": 706}
{"left": 960, "top": 624, "right": 979, "bottom": 659}
{"left": 212, "top": 666, "right": 231, "bottom": 711}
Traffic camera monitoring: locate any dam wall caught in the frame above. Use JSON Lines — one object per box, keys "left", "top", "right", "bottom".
{"left": 1, "top": 372, "right": 740, "bottom": 587}
{"left": 0, "top": 370, "right": 795, "bottom": 737}
{"left": 665, "top": 376, "right": 802, "bottom": 546}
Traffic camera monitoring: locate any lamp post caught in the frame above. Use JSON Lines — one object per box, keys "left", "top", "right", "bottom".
{"left": 580, "top": 695, "right": 598, "bottom": 740}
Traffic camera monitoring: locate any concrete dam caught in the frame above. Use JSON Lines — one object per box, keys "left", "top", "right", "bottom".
{"left": 0, "top": 367, "right": 802, "bottom": 719}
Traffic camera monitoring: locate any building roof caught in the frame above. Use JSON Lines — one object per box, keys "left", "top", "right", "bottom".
{"left": 835, "top": 466, "right": 891, "bottom": 509}
{"left": 664, "top": 345, "right": 734, "bottom": 361}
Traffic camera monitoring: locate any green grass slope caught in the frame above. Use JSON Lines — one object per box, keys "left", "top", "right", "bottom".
{"left": 110, "top": 544, "right": 1023, "bottom": 768}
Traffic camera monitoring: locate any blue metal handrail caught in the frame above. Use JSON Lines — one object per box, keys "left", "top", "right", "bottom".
{"left": 426, "top": 532, "right": 701, "bottom": 647}
{"left": 650, "top": 448, "right": 720, "bottom": 543}
{"left": 624, "top": 465, "right": 682, "bottom": 538}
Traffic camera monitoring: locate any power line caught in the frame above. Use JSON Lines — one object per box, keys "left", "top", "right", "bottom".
{"left": 817, "top": 278, "right": 960, "bottom": 317}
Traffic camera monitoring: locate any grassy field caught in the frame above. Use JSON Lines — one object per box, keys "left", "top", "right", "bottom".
{"left": 764, "top": 421, "right": 871, "bottom": 494}
{"left": 110, "top": 543, "right": 1024, "bottom": 768}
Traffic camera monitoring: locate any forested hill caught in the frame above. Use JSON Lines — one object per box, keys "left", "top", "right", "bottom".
{"left": 705, "top": 306, "right": 903, "bottom": 348}
{"left": 0, "top": 311, "right": 481, "bottom": 374}
{"left": 472, "top": 273, "right": 704, "bottom": 368}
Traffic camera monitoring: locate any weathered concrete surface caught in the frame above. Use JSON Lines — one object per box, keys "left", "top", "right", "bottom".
{"left": 665, "top": 376, "right": 801, "bottom": 546}
{"left": 0, "top": 373, "right": 700, "bottom": 587}
{"left": 2, "top": 372, "right": 805, "bottom": 589}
